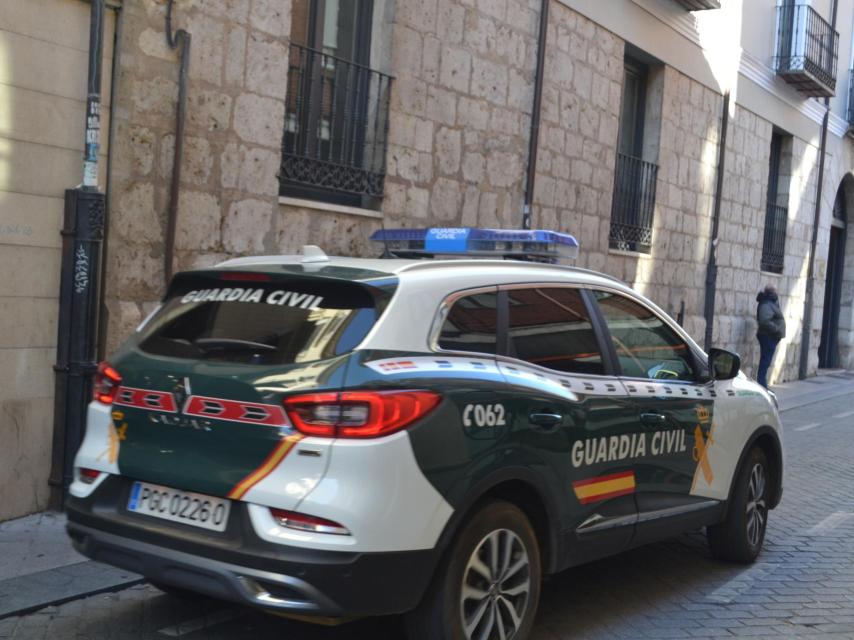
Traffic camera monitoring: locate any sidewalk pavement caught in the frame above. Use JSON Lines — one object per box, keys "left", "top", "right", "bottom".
{"left": 1, "top": 370, "right": 853, "bottom": 620}
{"left": 0, "top": 512, "right": 141, "bottom": 619}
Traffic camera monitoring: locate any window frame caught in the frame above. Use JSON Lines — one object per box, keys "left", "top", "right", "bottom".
{"left": 281, "top": 0, "right": 390, "bottom": 209}
{"left": 430, "top": 283, "right": 619, "bottom": 380}
{"left": 430, "top": 286, "right": 502, "bottom": 358}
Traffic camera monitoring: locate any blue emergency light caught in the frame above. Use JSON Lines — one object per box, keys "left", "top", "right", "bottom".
{"left": 370, "top": 228, "right": 579, "bottom": 262}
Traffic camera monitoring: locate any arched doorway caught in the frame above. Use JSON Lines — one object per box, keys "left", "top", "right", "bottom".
{"left": 819, "top": 184, "right": 847, "bottom": 368}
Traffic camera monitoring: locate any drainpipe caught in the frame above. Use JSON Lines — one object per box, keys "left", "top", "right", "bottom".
{"left": 703, "top": 91, "right": 730, "bottom": 351}
{"left": 798, "top": 0, "right": 838, "bottom": 379}
{"left": 97, "top": 2, "right": 125, "bottom": 361}
{"left": 164, "top": 0, "right": 191, "bottom": 284}
{"left": 799, "top": 107, "right": 830, "bottom": 379}
{"left": 48, "top": 0, "right": 108, "bottom": 509}
{"left": 522, "top": 0, "right": 550, "bottom": 230}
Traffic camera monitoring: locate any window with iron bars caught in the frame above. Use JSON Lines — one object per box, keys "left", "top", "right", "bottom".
{"left": 281, "top": 0, "right": 392, "bottom": 209}
{"left": 609, "top": 56, "right": 660, "bottom": 253}
{"left": 761, "top": 132, "right": 792, "bottom": 274}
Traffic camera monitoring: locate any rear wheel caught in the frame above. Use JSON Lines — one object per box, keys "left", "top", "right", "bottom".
{"left": 405, "top": 501, "right": 541, "bottom": 640}
{"left": 707, "top": 447, "right": 770, "bottom": 563}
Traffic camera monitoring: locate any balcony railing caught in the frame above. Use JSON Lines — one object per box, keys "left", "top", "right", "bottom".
{"left": 609, "top": 153, "right": 658, "bottom": 253}
{"left": 761, "top": 203, "right": 788, "bottom": 274}
{"left": 281, "top": 43, "right": 393, "bottom": 206}
{"left": 672, "top": 0, "right": 720, "bottom": 10}
{"left": 775, "top": 3, "right": 838, "bottom": 98}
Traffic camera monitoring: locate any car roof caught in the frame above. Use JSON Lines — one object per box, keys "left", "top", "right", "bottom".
{"left": 215, "top": 254, "right": 627, "bottom": 290}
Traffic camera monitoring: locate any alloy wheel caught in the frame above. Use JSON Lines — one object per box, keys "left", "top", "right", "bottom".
{"left": 745, "top": 462, "right": 767, "bottom": 548}
{"left": 460, "top": 528, "right": 531, "bottom": 640}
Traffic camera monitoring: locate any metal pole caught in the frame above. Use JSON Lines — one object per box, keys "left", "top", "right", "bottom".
{"left": 703, "top": 91, "right": 730, "bottom": 351}
{"left": 48, "top": 0, "right": 107, "bottom": 509}
{"left": 798, "top": 0, "right": 837, "bottom": 380}
{"left": 799, "top": 107, "right": 830, "bottom": 379}
{"left": 82, "top": 0, "right": 105, "bottom": 190}
{"left": 522, "top": 0, "right": 550, "bottom": 230}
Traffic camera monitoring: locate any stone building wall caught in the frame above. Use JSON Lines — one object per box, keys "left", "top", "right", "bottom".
{"left": 532, "top": 2, "right": 622, "bottom": 273}
{"left": 0, "top": 0, "right": 115, "bottom": 521}
{"left": 102, "top": 0, "right": 834, "bottom": 387}
{"left": 530, "top": 3, "right": 824, "bottom": 384}
{"left": 378, "top": 0, "right": 540, "bottom": 232}
{"left": 105, "top": 0, "right": 294, "bottom": 354}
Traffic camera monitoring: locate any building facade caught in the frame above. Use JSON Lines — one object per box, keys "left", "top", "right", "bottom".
{"left": 0, "top": 0, "right": 117, "bottom": 521}
{"left": 2, "top": 0, "right": 854, "bottom": 520}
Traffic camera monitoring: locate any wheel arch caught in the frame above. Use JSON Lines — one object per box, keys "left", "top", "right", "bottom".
{"left": 434, "top": 468, "right": 564, "bottom": 576}
{"left": 728, "top": 426, "right": 783, "bottom": 509}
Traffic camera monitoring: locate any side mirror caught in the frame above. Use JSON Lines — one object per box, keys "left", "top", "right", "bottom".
{"left": 708, "top": 348, "right": 741, "bottom": 381}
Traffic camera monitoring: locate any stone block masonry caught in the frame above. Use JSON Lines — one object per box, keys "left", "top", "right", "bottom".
{"left": 104, "top": 0, "right": 293, "bottom": 355}
{"left": 101, "top": 0, "right": 832, "bottom": 385}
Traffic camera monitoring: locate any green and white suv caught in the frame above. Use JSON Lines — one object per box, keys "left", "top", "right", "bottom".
{"left": 66, "top": 229, "right": 783, "bottom": 640}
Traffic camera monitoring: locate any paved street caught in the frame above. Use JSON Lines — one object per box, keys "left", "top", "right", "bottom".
{"left": 3, "top": 390, "right": 854, "bottom": 640}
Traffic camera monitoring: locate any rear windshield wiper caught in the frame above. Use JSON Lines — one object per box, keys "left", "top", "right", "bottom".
{"left": 193, "top": 338, "right": 276, "bottom": 352}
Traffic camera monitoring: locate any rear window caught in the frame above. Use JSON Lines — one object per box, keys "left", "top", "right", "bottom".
{"left": 438, "top": 292, "right": 498, "bottom": 354}
{"left": 138, "top": 276, "right": 391, "bottom": 365}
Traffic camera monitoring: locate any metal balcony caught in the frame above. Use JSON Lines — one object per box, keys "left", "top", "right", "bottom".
{"left": 761, "top": 203, "right": 788, "bottom": 274}
{"left": 672, "top": 0, "right": 720, "bottom": 10}
{"left": 775, "top": 3, "right": 838, "bottom": 98}
{"left": 609, "top": 153, "right": 659, "bottom": 253}
{"left": 281, "top": 43, "right": 393, "bottom": 207}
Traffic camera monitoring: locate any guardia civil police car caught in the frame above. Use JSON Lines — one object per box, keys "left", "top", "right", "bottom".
{"left": 67, "top": 228, "right": 783, "bottom": 640}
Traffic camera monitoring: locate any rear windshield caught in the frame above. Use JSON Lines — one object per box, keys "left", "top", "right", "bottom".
{"left": 138, "top": 276, "right": 391, "bottom": 365}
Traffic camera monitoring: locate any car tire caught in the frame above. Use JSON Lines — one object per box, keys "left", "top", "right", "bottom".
{"left": 404, "top": 500, "right": 542, "bottom": 640}
{"left": 707, "top": 447, "right": 770, "bottom": 564}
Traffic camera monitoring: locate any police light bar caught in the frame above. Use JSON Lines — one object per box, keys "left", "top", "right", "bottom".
{"left": 370, "top": 228, "right": 579, "bottom": 262}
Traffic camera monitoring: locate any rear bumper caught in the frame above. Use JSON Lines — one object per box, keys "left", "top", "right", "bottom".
{"left": 65, "top": 477, "right": 437, "bottom": 618}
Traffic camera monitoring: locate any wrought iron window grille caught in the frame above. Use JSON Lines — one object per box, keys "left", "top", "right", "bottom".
{"left": 761, "top": 203, "right": 788, "bottom": 274}
{"left": 775, "top": 3, "right": 838, "bottom": 98}
{"left": 609, "top": 153, "right": 659, "bottom": 253}
{"left": 280, "top": 43, "right": 393, "bottom": 208}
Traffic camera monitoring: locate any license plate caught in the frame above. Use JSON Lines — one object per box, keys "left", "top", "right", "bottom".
{"left": 127, "top": 481, "right": 230, "bottom": 532}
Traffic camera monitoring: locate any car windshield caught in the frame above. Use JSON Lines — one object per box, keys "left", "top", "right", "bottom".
{"left": 138, "top": 276, "right": 391, "bottom": 365}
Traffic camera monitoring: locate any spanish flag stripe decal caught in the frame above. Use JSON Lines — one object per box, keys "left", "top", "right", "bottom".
{"left": 572, "top": 471, "right": 636, "bottom": 505}
{"left": 227, "top": 434, "right": 304, "bottom": 500}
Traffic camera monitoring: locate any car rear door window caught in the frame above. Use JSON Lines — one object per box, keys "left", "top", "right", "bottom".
{"left": 507, "top": 287, "right": 604, "bottom": 375}
{"left": 138, "top": 277, "right": 389, "bottom": 365}
{"left": 593, "top": 290, "right": 695, "bottom": 381}
{"left": 438, "top": 292, "right": 498, "bottom": 354}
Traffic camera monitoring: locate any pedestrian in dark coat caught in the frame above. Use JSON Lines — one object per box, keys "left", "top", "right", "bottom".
{"left": 756, "top": 285, "right": 786, "bottom": 388}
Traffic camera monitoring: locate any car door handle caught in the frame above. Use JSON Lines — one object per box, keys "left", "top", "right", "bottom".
{"left": 529, "top": 412, "right": 563, "bottom": 427}
{"left": 640, "top": 412, "right": 667, "bottom": 426}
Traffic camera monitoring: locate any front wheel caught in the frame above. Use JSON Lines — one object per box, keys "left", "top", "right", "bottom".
{"left": 707, "top": 447, "right": 770, "bottom": 563}
{"left": 405, "top": 500, "right": 542, "bottom": 640}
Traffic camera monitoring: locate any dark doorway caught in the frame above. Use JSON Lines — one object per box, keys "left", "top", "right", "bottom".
{"left": 819, "top": 185, "right": 847, "bottom": 368}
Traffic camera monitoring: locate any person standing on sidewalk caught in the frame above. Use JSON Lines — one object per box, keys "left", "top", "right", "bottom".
{"left": 756, "top": 285, "right": 786, "bottom": 388}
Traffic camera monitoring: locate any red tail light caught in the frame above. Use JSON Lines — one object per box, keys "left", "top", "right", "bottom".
{"left": 283, "top": 390, "right": 441, "bottom": 439}
{"left": 93, "top": 362, "right": 122, "bottom": 405}
{"left": 79, "top": 468, "right": 101, "bottom": 484}
{"left": 270, "top": 508, "right": 350, "bottom": 535}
